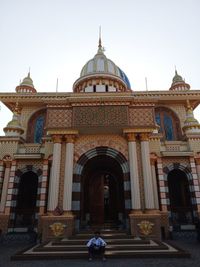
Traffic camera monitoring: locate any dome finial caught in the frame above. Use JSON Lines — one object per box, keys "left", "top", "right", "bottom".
{"left": 28, "top": 67, "right": 31, "bottom": 77}
{"left": 98, "top": 26, "right": 102, "bottom": 48}
{"left": 175, "top": 65, "right": 177, "bottom": 75}
{"left": 97, "top": 26, "right": 104, "bottom": 54}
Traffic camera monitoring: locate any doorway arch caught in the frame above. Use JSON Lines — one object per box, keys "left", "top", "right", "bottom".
{"left": 14, "top": 171, "right": 38, "bottom": 228}
{"left": 82, "top": 155, "right": 124, "bottom": 225}
{"left": 168, "top": 169, "right": 193, "bottom": 225}
{"left": 73, "top": 146, "right": 130, "bottom": 229}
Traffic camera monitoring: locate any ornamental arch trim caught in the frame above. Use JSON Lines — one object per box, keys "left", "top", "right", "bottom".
{"left": 8, "top": 165, "right": 43, "bottom": 228}
{"left": 74, "top": 146, "right": 129, "bottom": 175}
{"left": 72, "top": 146, "right": 131, "bottom": 228}
{"left": 162, "top": 162, "right": 197, "bottom": 214}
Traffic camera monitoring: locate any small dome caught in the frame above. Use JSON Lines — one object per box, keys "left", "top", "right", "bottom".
{"left": 172, "top": 70, "right": 184, "bottom": 84}
{"left": 169, "top": 70, "right": 190, "bottom": 91}
{"left": 20, "top": 72, "right": 34, "bottom": 88}
{"left": 4, "top": 111, "right": 24, "bottom": 136}
{"left": 16, "top": 72, "right": 37, "bottom": 93}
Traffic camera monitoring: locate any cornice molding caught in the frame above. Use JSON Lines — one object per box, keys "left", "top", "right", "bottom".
{"left": 1, "top": 90, "right": 200, "bottom": 111}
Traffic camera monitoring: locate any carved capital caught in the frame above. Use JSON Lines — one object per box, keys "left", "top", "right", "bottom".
{"left": 126, "top": 133, "right": 137, "bottom": 142}
{"left": 64, "top": 134, "right": 76, "bottom": 144}
{"left": 3, "top": 155, "right": 12, "bottom": 168}
{"left": 150, "top": 153, "right": 157, "bottom": 165}
{"left": 139, "top": 133, "right": 150, "bottom": 141}
{"left": 195, "top": 158, "right": 200, "bottom": 165}
{"left": 150, "top": 158, "right": 157, "bottom": 165}
{"left": 52, "top": 135, "right": 62, "bottom": 144}
{"left": 4, "top": 161, "right": 12, "bottom": 168}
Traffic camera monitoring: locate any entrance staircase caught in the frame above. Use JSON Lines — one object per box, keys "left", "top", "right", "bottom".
{"left": 11, "top": 229, "right": 190, "bottom": 260}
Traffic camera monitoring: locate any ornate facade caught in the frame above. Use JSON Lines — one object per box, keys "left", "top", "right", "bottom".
{"left": 0, "top": 40, "right": 200, "bottom": 241}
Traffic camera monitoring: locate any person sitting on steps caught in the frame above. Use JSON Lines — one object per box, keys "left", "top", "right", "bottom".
{"left": 86, "top": 231, "right": 107, "bottom": 261}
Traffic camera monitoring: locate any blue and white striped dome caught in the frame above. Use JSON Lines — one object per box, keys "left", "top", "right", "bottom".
{"left": 80, "top": 42, "right": 131, "bottom": 89}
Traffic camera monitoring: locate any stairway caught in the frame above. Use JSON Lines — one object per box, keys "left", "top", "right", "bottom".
{"left": 11, "top": 229, "right": 190, "bottom": 260}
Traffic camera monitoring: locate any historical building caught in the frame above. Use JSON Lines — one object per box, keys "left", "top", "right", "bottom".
{"left": 0, "top": 39, "right": 200, "bottom": 241}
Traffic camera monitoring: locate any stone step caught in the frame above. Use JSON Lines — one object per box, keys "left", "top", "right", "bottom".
{"left": 11, "top": 230, "right": 190, "bottom": 260}
{"left": 52, "top": 238, "right": 150, "bottom": 245}
{"left": 70, "top": 233, "right": 131, "bottom": 239}
{"left": 11, "top": 243, "right": 190, "bottom": 260}
{"left": 33, "top": 242, "right": 168, "bottom": 252}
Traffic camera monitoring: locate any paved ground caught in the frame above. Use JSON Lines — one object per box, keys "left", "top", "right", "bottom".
{"left": 0, "top": 238, "right": 200, "bottom": 267}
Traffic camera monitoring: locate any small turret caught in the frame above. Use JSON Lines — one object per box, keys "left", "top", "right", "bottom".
{"left": 3, "top": 103, "right": 24, "bottom": 136}
{"left": 16, "top": 72, "right": 37, "bottom": 93}
{"left": 169, "top": 70, "right": 190, "bottom": 91}
{"left": 182, "top": 101, "right": 200, "bottom": 134}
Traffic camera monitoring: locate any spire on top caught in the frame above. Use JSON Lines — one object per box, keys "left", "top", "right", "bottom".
{"left": 97, "top": 26, "right": 104, "bottom": 54}
{"left": 28, "top": 67, "right": 31, "bottom": 78}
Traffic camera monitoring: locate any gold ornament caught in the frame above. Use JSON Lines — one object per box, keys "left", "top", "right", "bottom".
{"left": 49, "top": 222, "right": 66, "bottom": 237}
{"left": 137, "top": 220, "right": 154, "bottom": 236}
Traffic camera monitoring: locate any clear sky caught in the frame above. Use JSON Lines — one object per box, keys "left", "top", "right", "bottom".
{"left": 0, "top": 0, "right": 200, "bottom": 134}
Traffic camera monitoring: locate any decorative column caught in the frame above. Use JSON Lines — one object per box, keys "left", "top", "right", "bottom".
{"left": 0, "top": 161, "right": 4, "bottom": 200}
{"left": 140, "top": 133, "right": 155, "bottom": 210}
{"left": 195, "top": 157, "right": 200, "bottom": 186}
{"left": 63, "top": 134, "right": 76, "bottom": 212}
{"left": 38, "top": 159, "right": 49, "bottom": 215}
{"left": 195, "top": 157, "right": 200, "bottom": 215}
{"left": 47, "top": 135, "right": 62, "bottom": 212}
{"left": 0, "top": 160, "right": 12, "bottom": 213}
{"left": 126, "top": 133, "right": 141, "bottom": 211}
{"left": 150, "top": 156, "right": 159, "bottom": 210}
{"left": 190, "top": 157, "right": 200, "bottom": 214}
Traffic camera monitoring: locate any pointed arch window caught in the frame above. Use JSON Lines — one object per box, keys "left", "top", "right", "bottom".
{"left": 155, "top": 107, "right": 182, "bottom": 141}
{"left": 34, "top": 115, "right": 45, "bottom": 143}
{"left": 27, "top": 110, "right": 46, "bottom": 143}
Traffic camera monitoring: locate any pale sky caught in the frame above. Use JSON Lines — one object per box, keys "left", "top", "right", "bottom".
{"left": 0, "top": 0, "right": 200, "bottom": 135}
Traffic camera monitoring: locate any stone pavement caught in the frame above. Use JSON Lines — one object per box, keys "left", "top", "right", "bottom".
{"left": 0, "top": 239, "right": 199, "bottom": 267}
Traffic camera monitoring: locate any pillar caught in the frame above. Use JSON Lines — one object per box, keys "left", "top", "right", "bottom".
{"left": 0, "top": 160, "right": 12, "bottom": 212}
{"left": 140, "top": 133, "right": 155, "bottom": 210}
{"left": 63, "top": 134, "right": 76, "bottom": 212}
{"left": 126, "top": 133, "right": 141, "bottom": 211}
{"left": 47, "top": 135, "right": 62, "bottom": 212}
{"left": 150, "top": 157, "right": 159, "bottom": 210}
{"left": 195, "top": 157, "right": 200, "bottom": 186}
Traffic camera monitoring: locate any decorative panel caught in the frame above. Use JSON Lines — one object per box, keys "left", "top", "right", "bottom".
{"left": 73, "top": 106, "right": 128, "bottom": 127}
{"left": 46, "top": 109, "right": 72, "bottom": 128}
{"left": 129, "top": 107, "right": 154, "bottom": 126}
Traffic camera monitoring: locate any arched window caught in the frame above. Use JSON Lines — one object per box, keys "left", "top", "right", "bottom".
{"left": 34, "top": 115, "right": 45, "bottom": 143}
{"left": 27, "top": 109, "right": 46, "bottom": 143}
{"left": 155, "top": 107, "right": 182, "bottom": 141}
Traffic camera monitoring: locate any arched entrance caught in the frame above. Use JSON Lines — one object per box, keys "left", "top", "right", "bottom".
{"left": 81, "top": 155, "right": 125, "bottom": 227}
{"left": 14, "top": 171, "right": 38, "bottom": 228}
{"left": 168, "top": 169, "right": 193, "bottom": 225}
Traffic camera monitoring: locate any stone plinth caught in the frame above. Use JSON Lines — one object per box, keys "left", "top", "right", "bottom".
{"left": 0, "top": 214, "right": 10, "bottom": 234}
{"left": 129, "top": 211, "right": 161, "bottom": 240}
{"left": 39, "top": 214, "right": 75, "bottom": 242}
{"left": 160, "top": 211, "right": 169, "bottom": 239}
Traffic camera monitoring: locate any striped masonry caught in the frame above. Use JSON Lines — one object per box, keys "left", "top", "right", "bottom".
{"left": 157, "top": 158, "right": 168, "bottom": 212}
{"left": 72, "top": 146, "right": 130, "bottom": 224}
{"left": 0, "top": 161, "right": 4, "bottom": 200}
{"left": 190, "top": 157, "right": 200, "bottom": 212}
{"left": 38, "top": 159, "right": 49, "bottom": 215}
{"left": 6, "top": 164, "right": 43, "bottom": 228}
{"left": 162, "top": 161, "right": 198, "bottom": 219}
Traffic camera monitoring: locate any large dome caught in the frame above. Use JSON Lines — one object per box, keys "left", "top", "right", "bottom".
{"left": 73, "top": 39, "right": 131, "bottom": 93}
